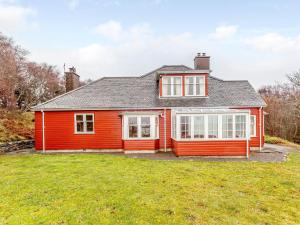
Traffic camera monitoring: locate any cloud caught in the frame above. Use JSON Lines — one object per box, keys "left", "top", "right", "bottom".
{"left": 93, "top": 20, "right": 152, "bottom": 41}
{"left": 212, "top": 25, "right": 238, "bottom": 40}
{"left": 0, "top": 3, "right": 37, "bottom": 32}
{"left": 67, "top": 0, "right": 79, "bottom": 11}
{"left": 245, "top": 32, "right": 300, "bottom": 52}
{"left": 94, "top": 20, "right": 123, "bottom": 40}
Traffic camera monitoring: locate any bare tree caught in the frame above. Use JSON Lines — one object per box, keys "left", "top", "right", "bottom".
{"left": 259, "top": 70, "right": 300, "bottom": 143}
{"left": 0, "top": 32, "right": 64, "bottom": 110}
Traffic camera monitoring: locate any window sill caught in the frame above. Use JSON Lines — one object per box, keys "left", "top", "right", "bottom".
{"left": 159, "top": 96, "right": 208, "bottom": 99}
{"left": 74, "top": 132, "right": 95, "bottom": 135}
{"left": 172, "top": 138, "right": 248, "bottom": 141}
{"left": 123, "top": 138, "right": 159, "bottom": 141}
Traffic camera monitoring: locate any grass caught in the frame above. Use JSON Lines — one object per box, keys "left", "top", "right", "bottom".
{"left": 0, "top": 109, "right": 34, "bottom": 144}
{"left": 0, "top": 153, "right": 299, "bottom": 224}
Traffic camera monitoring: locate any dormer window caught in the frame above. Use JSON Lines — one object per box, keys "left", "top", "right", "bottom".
{"left": 162, "top": 76, "right": 182, "bottom": 97}
{"left": 185, "top": 76, "right": 205, "bottom": 96}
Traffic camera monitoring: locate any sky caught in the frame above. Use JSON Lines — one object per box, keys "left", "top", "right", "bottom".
{"left": 1, "top": 0, "right": 300, "bottom": 88}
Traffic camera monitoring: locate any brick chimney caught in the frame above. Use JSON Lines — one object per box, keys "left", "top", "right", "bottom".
{"left": 65, "top": 67, "right": 80, "bottom": 92}
{"left": 194, "top": 53, "right": 210, "bottom": 70}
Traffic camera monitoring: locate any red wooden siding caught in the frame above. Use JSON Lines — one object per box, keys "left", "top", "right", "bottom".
{"left": 35, "top": 112, "right": 43, "bottom": 150}
{"left": 172, "top": 139, "right": 248, "bottom": 156}
{"left": 123, "top": 140, "right": 159, "bottom": 150}
{"left": 159, "top": 73, "right": 209, "bottom": 97}
{"left": 35, "top": 110, "right": 123, "bottom": 150}
{"left": 35, "top": 109, "right": 171, "bottom": 151}
{"left": 159, "top": 109, "right": 172, "bottom": 149}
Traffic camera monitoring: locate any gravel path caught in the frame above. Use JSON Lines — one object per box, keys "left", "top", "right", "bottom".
{"left": 3, "top": 144, "right": 299, "bottom": 162}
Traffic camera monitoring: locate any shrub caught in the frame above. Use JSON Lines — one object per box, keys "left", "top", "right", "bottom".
{"left": 265, "top": 135, "right": 290, "bottom": 145}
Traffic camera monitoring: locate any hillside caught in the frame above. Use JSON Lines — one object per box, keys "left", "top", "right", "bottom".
{"left": 0, "top": 109, "right": 34, "bottom": 143}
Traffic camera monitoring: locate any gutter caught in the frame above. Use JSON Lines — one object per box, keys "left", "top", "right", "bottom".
{"left": 164, "top": 108, "right": 167, "bottom": 152}
{"left": 259, "top": 106, "right": 263, "bottom": 151}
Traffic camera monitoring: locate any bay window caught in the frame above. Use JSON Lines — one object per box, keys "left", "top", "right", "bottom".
{"left": 75, "top": 114, "right": 94, "bottom": 133}
{"left": 124, "top": 115, "right": 158, "bottom": 139}
{"left": 185, "top": 76, "right": 205, "bottom": 96}
{"left": 162, "top": 76, "right": 182, "bottom": 97}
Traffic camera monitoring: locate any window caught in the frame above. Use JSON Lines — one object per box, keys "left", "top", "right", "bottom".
{"left": 162, "top": 76, "right": 182, "bottom": 97}
{"left": 185, "top": 76, "right": 205, "bottom": 96}
{"left": 235, "top": 115, "right": 246, "bottom": 138}
{"left": 250, "top": 115, "right": 256, "bottom": 137}
{"left": 180, "top": 116, "right": 191, "bottom": 139}
{"left": 194, "top": 116, "right": 205, "bottom": 138}
{"left": 75, "top": 114, "right": 94, "bottom": 133}
{"left": 208, "top": 115, "right": 218, "bottom": 138}
{"left": 124, "top": 115, "right": 158, "bottom": 139}
{"left": 222, "top": 115, "right": 233, "bottom": 138}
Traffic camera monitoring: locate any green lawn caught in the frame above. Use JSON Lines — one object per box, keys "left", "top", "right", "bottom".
{"left": 0, "top": 153, "right": 299, "bottom": 225}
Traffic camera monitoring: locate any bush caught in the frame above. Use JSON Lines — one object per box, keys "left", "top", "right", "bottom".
{"left": 265, "top": 135, "right": 290, "bottom": 145}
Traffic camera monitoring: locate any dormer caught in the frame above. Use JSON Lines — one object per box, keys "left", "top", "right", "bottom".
{"left": 158, "top": 53, "right": 210, "bottom": 98}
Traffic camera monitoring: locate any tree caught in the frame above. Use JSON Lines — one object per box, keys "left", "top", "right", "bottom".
{"left": 259, "top": 70, "right": 300, "bottom": 143}
{"left": 0, "top": 32, "right": 64, "bottom": 110}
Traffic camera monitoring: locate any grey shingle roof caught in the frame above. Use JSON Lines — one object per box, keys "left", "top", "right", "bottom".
{"left": 33, "top": 65, "right": 266, "bottom": 110}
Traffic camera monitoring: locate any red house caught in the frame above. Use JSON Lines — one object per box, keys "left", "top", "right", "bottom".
{"left": 33, "top": 53, "right": 266, "bottom": 157}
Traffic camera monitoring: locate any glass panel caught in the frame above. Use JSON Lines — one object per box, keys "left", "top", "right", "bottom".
{"left": 194, "top": 116, "right": 205, "bottom": 138}
{"left": 250, "top": 116, "right": 255, "bottom": 136}
{"left": 128, "top": 117, "right": 137, "bottom": 125}
{"left": 173, "top": 77, "right": 181, "bottom": 96}
{"left": 141, "top": 117, "right": 150, "bottom": 125}
{"left": 141, "top": 117, "right": 151, "bottom": 137}
{"left": 128, "top": 117, "right": 138, "bottom": 138}
{"left": 208, "top": 115, "right": 218, "bottom": 138}
{"left": 162, "top": 77, "right": 171, "bottom": 96}
{"left": 235, "top": 115, "right": 246, "bottom": 138}
{"left": 196, "top": 76, "right": 204, "bottom": 96}
{"left": 76, "top": 115, "right": 83, "bottom": 121}
{"left": 86, "top": 122, "right": 94, "bottom": 132}
{"left": 180, "top": 116, "right": 191, "bottom": 139}
{"left": 222, "top": 115, "right": 233, "bottom": 138}
{"left": 141, "top": 126, "right": 150, "bottom": 137}
{"left": 76, "top": 122, "right": 84, "bottom": 132}
{"left": 186, "top": 77, "right": 194, "bottom": 95}
{"left": 86, "top": 115, "right": 93, "bottom": 121}
{"left": 129, "top": 126, "right": 138, "bottom": 138}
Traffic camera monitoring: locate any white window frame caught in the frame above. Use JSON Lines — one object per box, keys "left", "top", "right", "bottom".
{"left": 250, "top": 115, "right": 256, "bottom": 137}
{"left": 175, "top": 113, "right": 249, "bottom": 141}
{"left": 123, "top": 115, "right": 159, "bottom": 140}
{"left": 162, "top": 76, "right": 182, "bottom": 97}
{"left": 74, "top": 113, "right": 95, "bottom": 134}
{"left": 185, "top": 76, "right": 205, "bottom": 96}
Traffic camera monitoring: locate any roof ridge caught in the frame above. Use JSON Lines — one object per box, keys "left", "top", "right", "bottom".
{"left": 140, "top": 65, "right": 192, "bottom": 78}
{"left": 31, "top": 77, "right": 106, "bottom": 110}
{"left": 102, "top": 76, "right": 138, "bottom": 79}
